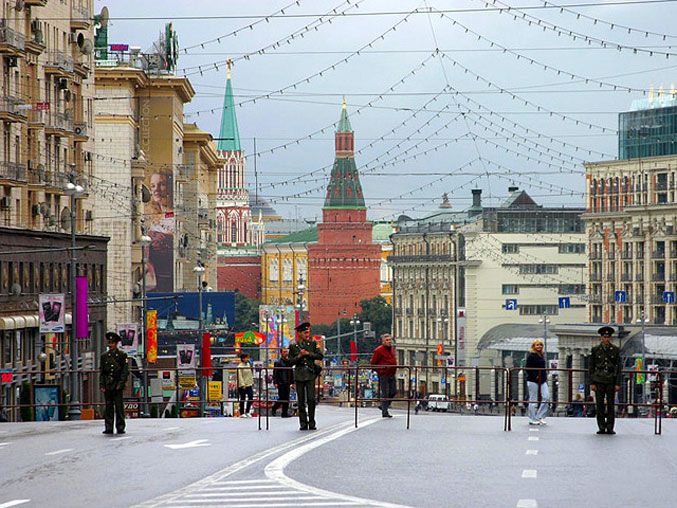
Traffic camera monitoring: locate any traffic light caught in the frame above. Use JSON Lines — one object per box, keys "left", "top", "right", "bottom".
{"left": 437, "top": 343, "right": 444, "bottom": 356}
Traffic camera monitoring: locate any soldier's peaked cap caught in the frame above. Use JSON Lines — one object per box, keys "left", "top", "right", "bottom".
{"left": 597, "top": 326, "right": 615, "bottom": 336}
{"left": 295, "top": 322, "right": 311, "bottom": 332}
{"left": 105, "top": 331, "right": 122, "bottom": 342}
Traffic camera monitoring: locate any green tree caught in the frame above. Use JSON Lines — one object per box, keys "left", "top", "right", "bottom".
{"left": 233, "top": 292, "right": 261, "bottom": 332}
{"left": 357, "top": 296, "right": 392, "bottom": 356}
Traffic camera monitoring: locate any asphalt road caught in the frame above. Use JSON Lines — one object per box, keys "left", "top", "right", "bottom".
{"left": 0, "top": 407, "right": 675, "bottom": 508}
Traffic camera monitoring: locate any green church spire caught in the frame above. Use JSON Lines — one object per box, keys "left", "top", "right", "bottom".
{"left": 324, "top": 100, "right": 365, "bottom": 209}
{"left": 218, "top": 60, "right": 241, "bottom": 152}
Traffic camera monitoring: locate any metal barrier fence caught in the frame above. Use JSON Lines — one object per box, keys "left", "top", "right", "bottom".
{"left": 1, "top": 365, "right": 672, "bottom": 436}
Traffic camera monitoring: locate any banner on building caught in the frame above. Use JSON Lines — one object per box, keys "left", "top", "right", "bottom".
{"left": 456, "top": 308, "right": 466, "bottom": 365}
{"left": 176, "top": 344, "right": 196, "bottom": 369}
{"left": 147, "top": 310, "right": 158, "bottom": 364}
{"left": 258, "top": 305, "right": 295, "bottom": 362}
{"left": 75, "top": 275, "right": 89, "bottom": 339}
{"left": 116, "top": 323, "right": 139, "bottom": 354}
{"left": 39, "top": 293, "right": 65, "bottom": 333}
{"left": 234, "top": 330, "right": 266, "bottom": 345}
{"left": 144, "top": 167, "right": 174, "bottom": 292}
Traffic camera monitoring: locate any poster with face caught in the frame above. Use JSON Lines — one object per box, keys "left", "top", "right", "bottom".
{"left": 144, "top": 170, "right": 174, "bottom": 292}
{"left": 116, "top": 323, "right": 139, "bottom": 354}
{"left": 39, "top": 293, "right": 65, "bottom": 333}
{"left": 176, "top": 344, "right": 196, "bottom": 369}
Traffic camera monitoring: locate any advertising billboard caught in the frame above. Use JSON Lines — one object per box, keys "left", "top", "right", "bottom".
{"left": 144, "top": 169, "right": 174, "bottom": 292}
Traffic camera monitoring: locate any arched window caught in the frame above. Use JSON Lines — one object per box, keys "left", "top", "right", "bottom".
{"left": 231, "top": 221, "right": 237, "bottom": 243}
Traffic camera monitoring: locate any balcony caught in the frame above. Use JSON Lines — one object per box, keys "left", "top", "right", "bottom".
{"left": 652, "top": 250, "right": 666, "bottom": 259}
{"left": 590, "top": 273, "right": 602, "bottom": 282}
{"left": 388, "top": 254, "right": 455, "bottom": 264}
{"left": 0, "top": 22, "right": 25, "bottom": 54}
{"left": 197, "top": 207, "right": 210, "bottom": 221}
{"left": 0, "top": 96, "right": 28, "bottom": 123}
{"left": 606, "top": 273, "right": 616, "bottom": 282}
{"left": 25, "top": 29, "right": 46, "bottom": 55}
{"left": 607, "top": 251, "right": 616, "bottom": 260}
{"left": 590, "top": 251, "right": 602, "bottom": 260}
{"left": 405, "top": 309, "right": 413, "bottom": 316}
{"left": 417, "top": 309, "right": 425, "bottom": 316}
{"left": 652, "top": 272, "right": 666, "bottom": 281}
{"left": 71, "top": 4, "right": 92, "bottom": 30}
{"left": 621, "top": 273, "right": 632, "bottom": 282}
{"left": 44, "top": 51, "right": 74, "bottom": 75}
{"left": 670, "top": 273, "right": 677, "bottom": 281}
{"left": 621, "top": 251, "right": 633, "bottom": 259}
{"left": 0, "top": 161, "right": 27, "bottom": 183}
{"left": 427, "top": 308, "right": 437, "bottom": 316}
{"left": 651, "top": 294, "right": 667, "bottom": 304}
{"left": 671, "top": 250, "right": 677, "bottom": 259}
{"left": 45, "top": 111, "right": 74, "bottom": 136}
{"left": 27, "top": 165, "right": 47, "bottom": 186}
{"left": 656, "top": 181, "right": 669, "bottom": 191}
{"left": 25, "top": 0, "right": 48, "bottom": 5}
{"left": 635, "top": 273, "right": 645, "bottom": 282}
{"left": 636, "top": 294, "right": 644, "bottom": 304}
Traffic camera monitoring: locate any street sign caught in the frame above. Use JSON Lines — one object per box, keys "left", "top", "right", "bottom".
{"left": 558, "top": 297, "right": 571, "bottom": 309}
{"left": 615, "top": 291, "right": 627, "bottom": 303}
{"left": 123, "top": 399, "right": 141, "bottom": 419}
{"left": 505, "top": 299, "right": 518, "bottom": 310}
{"left": 663, "top": 291, "right": 675, "bottom": 304}
{"left": 0, "top": 368, "right": 12, "bottom": 383}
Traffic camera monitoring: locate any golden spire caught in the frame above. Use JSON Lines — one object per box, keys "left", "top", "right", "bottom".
{"left": 227, "top": 59, "right": 232, "bottom": 80}
{"left": 342, "top": 96, "right": 347, "bottom": 110}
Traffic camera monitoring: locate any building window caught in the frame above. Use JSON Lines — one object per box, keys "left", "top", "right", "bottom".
{"left": 502, "top": 285, "right": 519, "bottom": 294}
{"left": 269, "top": 259, "right": 279, "bottom": 282}
{"left": 502, "top": 243, "right": 519, "bottom": 254}
{"left": 558, "top": 284, "right": 585, "bottom": 294}
{"left": 519, "top": 305, "right": 559, "bottom": 316}
{"left": 283, "top": 259, "right": 292, "bottom": 282}
{"left": 519, "top": 264, "right": 558, "bottom": 274}
{"left": 230, "top": 221, "right": 237, "bottom": 243}
{"left": 559, "top": 243, "right": 586, "bottom": 254}
{"left": 296, "top": 258, "right": 307, "bottom": 283}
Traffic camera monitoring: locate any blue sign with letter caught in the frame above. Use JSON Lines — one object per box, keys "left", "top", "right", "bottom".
{"left": 615, "top": 291, "right": 626, "bottom": 303}
{"left": 663, "top": 291, "right": 675, "bottom": 304}
{"left": 505, "top": 299, "right": 518, "bottom": 310}
{"left": 558, "top": 297, "right": 571, "bottom": 309}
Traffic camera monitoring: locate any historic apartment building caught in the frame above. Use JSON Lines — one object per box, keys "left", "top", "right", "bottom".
{"left": 391, "top": 188, "right": 587, "bottom": 397}
{"left": 94, "top": 24, "right": 220, "bottom": 328}
{"left": 585, "top": 95, "right": 677, "bottom": 326}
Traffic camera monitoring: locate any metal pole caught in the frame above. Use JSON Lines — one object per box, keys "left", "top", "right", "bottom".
{"left": 140, "top": 236, "right": 148, "bottom": 416}
{"left": 337, "top": 315, "right": 342, "bottom": 363}
{"left": 453, "top": 259, "right": 458, "bottom": 401}
{"left": 197, "top": 271, "right": 205, "bottom": 415}
{"left": 543, "top": 314, "right": 548, "bottom": 355}
{"left": 68, "top": 187, "right": 80, "bottom": 420}
{"left": 641, "top": 311, "right": 647, "bottom": 406}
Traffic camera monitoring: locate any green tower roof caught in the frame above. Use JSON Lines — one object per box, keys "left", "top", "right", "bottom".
{"left": 217, "top": 64, "right": 241, "bottom": 152}
{"left": 324, "top": 156, "right": 365, "bottom": 208}
{"left": 337, "top": 97, "right": 352, "bottom": 133}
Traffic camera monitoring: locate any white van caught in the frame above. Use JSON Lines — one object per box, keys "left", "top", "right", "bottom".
{"left": 427, "top": 394, "right": 450, "bottom": 412}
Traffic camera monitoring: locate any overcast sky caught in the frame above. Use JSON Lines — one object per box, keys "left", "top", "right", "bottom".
{"left": 94, "top": 0, "right": 677, "bottom": 221}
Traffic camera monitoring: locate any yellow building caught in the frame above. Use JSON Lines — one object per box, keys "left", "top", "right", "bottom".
{"left": 261, "top": 222, "right": 394, "bottom": 309}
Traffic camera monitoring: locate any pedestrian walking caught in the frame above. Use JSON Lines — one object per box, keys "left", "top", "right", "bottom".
{"left": 589, "top": 326, "right": 622, "bottom": 435}
{"left": 370, "top": 333, "right": 397, "bottom": 418}
{"left": 100, "top": 332, "right": 129, "bottom": 435}
{"left": 525, "top": 339, "right": 549, "bottom": 425}
{"left": 236, "top": 353, "right": 254, "bottom": 418}
{"left": 289, "top": 322, "right": 323, "bottom": 430}
{"left": 272, "top": 348, "right": 294, "bottom": 418}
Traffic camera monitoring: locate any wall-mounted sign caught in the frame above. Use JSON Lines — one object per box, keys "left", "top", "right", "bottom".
{"left": 109, "top": 44, "right": 129, "bottom": 51}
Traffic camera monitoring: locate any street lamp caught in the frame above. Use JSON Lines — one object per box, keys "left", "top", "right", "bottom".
{"left": 437, "top": 316, "right": 449, "bottom": 397}
{"left": 193, "top": 262, "right": 206, "bottom": 413}
{"left": 538, "top": 314, "right": 551, "bottom": 356}
{"left": 295, "top": 276, "right": 305, "bottom": 323}
{"left": 349, "top": 315, "right": 360, "bottom": 364}
{"left": 65, "top": 180, "right": 84, "bottom": 420}
{"left": 139, "top": 232, "right": 151, "bottom": 416}
{"left": 636, "top": 311, "right": 650, "bottom": 406}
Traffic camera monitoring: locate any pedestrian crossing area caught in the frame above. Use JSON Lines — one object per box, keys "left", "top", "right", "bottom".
{"left": 152, "top": 479, "right": 372, "bottom": 507}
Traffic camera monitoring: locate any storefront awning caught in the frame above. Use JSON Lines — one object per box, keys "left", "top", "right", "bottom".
{"left": 0, "top": 314, "right": 70, "bottom": 330}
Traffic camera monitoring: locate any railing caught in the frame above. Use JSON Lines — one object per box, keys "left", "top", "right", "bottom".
{"left": 71, "top": 3, "right": 91, "bottom": 22}
{"left": 621, "top": 273, "right": 632, "bottom": 281}
{"left": 46, "top": 51, "right": 74, "bottom": 73}
{"left": 591, "top": 273, "right": 602, "bottom": 281}
{"left": 0, "top": 95, "right": 28, "bottom": 117}
{"left": 0, "top": 161, "right": 27, "bottom": 182}
{"left": 608, "top": 251, "right": 616, "bottom": 260}
{"left": 652, "top": 272, "right": 666, "bottom": 281}
{"left": 621, "top": 251, "right": 633, "bottom": 259}
{"left": 606, "top": 273, "right": 616, "bottom": 282}
{"left": 635, "top": 273, "right": 645, "bottom": 282}
{"left": 0, "top": 22, "right": 25, "bottom": 51}
{"left": 388, "top": 254, "right": 456, "bottom": 264}
{"left": 652, "top": 250, "right": 666, "bottom": 259}
{"left": 46, "top": 111, "right": 74, "bottom": 132}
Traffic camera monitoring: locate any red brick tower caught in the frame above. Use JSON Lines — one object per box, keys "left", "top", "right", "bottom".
{"left": 307, "top": 100, "right": 381, "bottom": 324}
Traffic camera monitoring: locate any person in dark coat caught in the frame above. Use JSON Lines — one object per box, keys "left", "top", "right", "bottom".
{"left": 525, "top": 339, "right": 549, "bottom": 425}
{"left": 272, "top": 348, "right": 294, "bottom": 418}
{"left": 289, "top": 322, "right": 323, "bottom": 431}
{"left": 589, "top": 326, "right": 622, "bottom": 434}
{"left": 370, "top": 333, "right": 397, "bottom": 418}
{"left": 100, "top": 332, "right": 129, "bottom": 434}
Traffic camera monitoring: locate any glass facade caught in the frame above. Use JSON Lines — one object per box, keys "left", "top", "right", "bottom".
{"left": 619, "top": 105, "right": 677, "bottom": 159}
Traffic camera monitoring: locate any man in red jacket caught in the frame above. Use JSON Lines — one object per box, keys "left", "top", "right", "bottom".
{"left": 371, "top": 333, "right": 397, "bottom": 418}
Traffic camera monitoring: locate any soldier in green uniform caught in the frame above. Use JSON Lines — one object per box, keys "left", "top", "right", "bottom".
{"left": 100, "top": 332, "right": 129, "bottom": 435}
{"left": 289, "top": 322, "right": 323, "bottom": 431}
{"left": 589, "top": 326, "right": 622, "bottom": 435}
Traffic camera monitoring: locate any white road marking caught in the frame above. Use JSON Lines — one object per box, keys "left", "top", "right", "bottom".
{"left": 164, "top": 426, "right": 180, "bottom": 431}
{"left": 528, "top": 436, "right": 539, "bottom": 441}
{"left": 528, "top": 428, "right": 539, "bottom": 432}
{"left": 112, "top": 436, "right": 131, "bottom": 442}
{"left": 516, "top": 500, "right": 538, "bottom": 508}
{"left": 265, "top": 418, "right": 412, "bottom": 507}
{"left": 164, "top": 439, "right": 210, "bottom": 450}
{"left": 0, "top": 500, "right": 30, "bottom": 508}
{"left": 526, "top": 449, "right": 539, "bottom": 455}
{"left": 0, "top": 442, "right": 10, "bottom": 447}
{"left": 521, "top": 469, "right": 538, "bottom": 479}
{"left": 45, "top": 448, "right": 73, "bottom": 456}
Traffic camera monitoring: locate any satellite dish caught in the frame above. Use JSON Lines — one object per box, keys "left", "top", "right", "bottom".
{"left": 81, "top": 39, "right": 93, "bottom": 55}
{"left": 99, "top": 6, "right": 109, "bottom": 27}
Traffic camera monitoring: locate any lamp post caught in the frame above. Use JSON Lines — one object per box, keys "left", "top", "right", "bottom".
{"left": 349, "top": 315, "right": 360, "bottom": 365}
{"left": 438, "top": 316, "right": 449, "bottom": 396}
{"left": 193, "top": 262, "right": 206, "bottom": 413}
{"left": 139, "top": 232, "right": 151, "bottom": 416}
{"left": 637, "top": 311, "right": 649, "bottom": 406}
{"left": 295, "top": 276, "right": 305, "bottom": 324}
{"left": 66, "top": 180, "right": 84, "bottom": 420}
{"left": 538, "top": 314, "right": 551, "bottom": 356}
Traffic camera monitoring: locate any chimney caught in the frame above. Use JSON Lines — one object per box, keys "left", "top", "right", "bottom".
{"left": 468, "top": 188, "right": 483, "bottom": 217}
{"left": 508, "top": 186, "right": 519, "bottom": 193}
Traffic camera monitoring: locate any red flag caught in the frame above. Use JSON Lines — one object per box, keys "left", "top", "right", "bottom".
{"left": 350, "top": 340, "right": 358, "bottom": 363}
{"left": 202, "top": 332, "right": 212, "bottom": 377}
